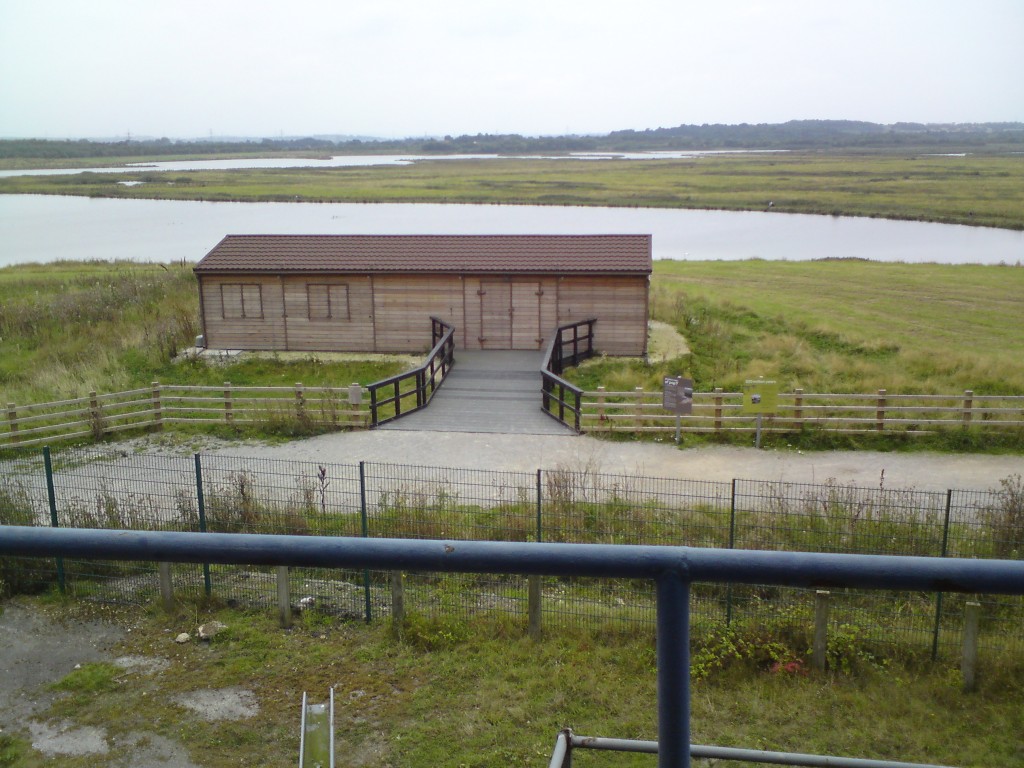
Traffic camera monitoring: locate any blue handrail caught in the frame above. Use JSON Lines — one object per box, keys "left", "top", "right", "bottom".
{"left": 3, "top": 527, "right": 1023, "bottom": 768}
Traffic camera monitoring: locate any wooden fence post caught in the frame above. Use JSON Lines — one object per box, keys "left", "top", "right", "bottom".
{"left": 390, "top": 571, "right": 405, "bottom": 639}
{"left": 962, "top": 601, "right": 981, "bottom": 692}
{"left": 813, "top": 590, "right": 830, "bottom": 671}
{"left": 962, "top": 390, "right": 974, "bottom": 426}
{"left": 151, "top": 381, "right": 163, "bottom": 431}
{"left": 528, "top": 575, "right": 542, "bottom": 639}
{"left": 597, "top": 386, "right": 606, "bottom": 424}
{"left": 634, "top": 387, "right": 644, "bottom": 431}
{"left": 793, "top": 388, "right": 804, "bottom": 429}
{"left": 295, "top": 382, "right": 305, "bottom": 420}
{"left": 348, "top": 383, "right": 363, "bottom": 427}
{"left": 714, "top": 387, "right": 724, "bottom": 432}
{"left": 876, "top": 389, "right": 887, "bottom": 432}
{"left": 224, "top": 382, "right": 233, "bottom": 423}
{"left": 158, "top": 562, "right": 174, "bottom": 612}
{"left": 277, "top": 566, "right": 292, "bottom": 628}
{"left": 6, "top": 403, "right": 18, "bottom": 444}
{"left": 89, "top": 391, "right": 104, "bottom": 439}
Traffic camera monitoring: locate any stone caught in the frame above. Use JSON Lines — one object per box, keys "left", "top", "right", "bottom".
{"left": 197, "top": 621, "right": 227, "bottom": 641}
{"left": 174, "top": 633, "right": 190, "bottom": 644}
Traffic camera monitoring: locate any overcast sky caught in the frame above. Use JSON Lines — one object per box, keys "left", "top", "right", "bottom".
{"left": 1, "top": 0, "right": 1022, "bottom": 140}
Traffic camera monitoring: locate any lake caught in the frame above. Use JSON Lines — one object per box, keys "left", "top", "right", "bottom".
{"left": 1, "top": 194, "right": 1022, "bottom": 268}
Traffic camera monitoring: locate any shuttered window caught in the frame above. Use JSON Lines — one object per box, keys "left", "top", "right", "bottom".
{"left": 307, "top": 283, "right": 350, "bottom": 321}
{"left": 220, "top": 283, "right": 263, "bottom": 319}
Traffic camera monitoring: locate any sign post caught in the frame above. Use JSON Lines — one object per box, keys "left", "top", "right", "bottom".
{"left": 742, "top": 379, "right": 778, "bottom": 449}
{"left": 662, "top": 376, "right": 694, "bottom": 444}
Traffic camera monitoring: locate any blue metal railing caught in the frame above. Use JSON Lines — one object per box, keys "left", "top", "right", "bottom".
{"left": 2, "top": 527, "right": 1023, "bottom": 768}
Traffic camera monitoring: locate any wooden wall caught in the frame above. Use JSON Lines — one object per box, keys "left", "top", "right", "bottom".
{"left": 557, "top": 276, "right": 649, "bottom": 356}
{"left": 199, "top": 272, "right": 648, "bottom": 356}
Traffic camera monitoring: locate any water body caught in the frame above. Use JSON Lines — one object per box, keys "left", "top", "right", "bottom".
{"left": 1, "top": 194, "right": 1021, "bottom": 268}
{"left": 0, "top": 150, "right": 784, "bottom": 178}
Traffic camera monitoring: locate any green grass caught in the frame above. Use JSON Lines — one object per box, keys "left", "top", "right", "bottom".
{"left": 2, "top": 151, "right": 1022, "bottom": 229}
{"left": 567, "top": 259, "right": 1024, "bottom": 399}
{"left": 0, "top": 260, "right": 406, "bottom": 409}
{"left": 4, "top": 598, "right": 1021, "bottom": 768}
{"left": 3, "top": 258, "right": 1022, "bottom": 451}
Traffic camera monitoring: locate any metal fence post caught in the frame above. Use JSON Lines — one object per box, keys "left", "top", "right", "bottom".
{"left": 656, "top": 570, "right": 690, "bottom": 768}
{"left": 726, "top": 479, "right": 736, "bottom": 626}
{"left": 932, "top": 489, "right": 953, "bottom": 661}
{"left": 194, "top": 453, "right": 212, "bottom": 597}
{"left": 359, "top": 461, "right": 372, "bottom": 623}
{"left": 42, "top": 446, "right": 65, "bottom": 594}
{"left": 528, "top": 469, "right": 543, "bottom": 639}
{"left": 813, "top": 591, "right": 830, "bottom": 671}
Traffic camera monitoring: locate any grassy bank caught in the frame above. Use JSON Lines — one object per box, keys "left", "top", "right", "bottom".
{"left": 2, "top": 152, "right": 1023, "bottom": 229}
{"left": 1, "top": 598, "right": 1020, "bottom": 767}
{"left": 0, "top": 261, "right": 405, "bottom": 410}
{"left": 2, "top": 259, "right": 1022, "bottom": 450}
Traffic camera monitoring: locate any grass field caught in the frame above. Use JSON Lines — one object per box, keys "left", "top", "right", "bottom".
{"left": 2, "top": 152, "right": 1023, "bottom": 229}
{"left": 0, "top": 598, "right": 1020, "bottom": 768}
{"left": 2, "top": 259, "right": 1022, "bottom": 426}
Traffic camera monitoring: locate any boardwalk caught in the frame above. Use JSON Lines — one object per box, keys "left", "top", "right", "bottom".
{"left": 379, "top": 351, "right": 574, "bottom": 435}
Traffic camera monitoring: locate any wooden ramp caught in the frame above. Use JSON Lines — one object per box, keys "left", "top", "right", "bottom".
{"left": 378, "top": 351, "right": 574, "bottom": 435}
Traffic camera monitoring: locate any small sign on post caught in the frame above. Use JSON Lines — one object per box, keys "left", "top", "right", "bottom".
{"left": 662, "top": 375, "right": 694, "bottom": 444}
{"left": 743, "top": 379, "right": 779, "bottom": 449}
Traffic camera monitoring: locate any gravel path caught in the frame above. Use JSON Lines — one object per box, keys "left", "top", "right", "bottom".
{"left": 194, "top": 429, "right": 1023, "bottom": 493}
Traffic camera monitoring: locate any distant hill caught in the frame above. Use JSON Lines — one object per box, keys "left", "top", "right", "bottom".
{"left": 1, "top": 120, "right": 1021, "bottom": 159}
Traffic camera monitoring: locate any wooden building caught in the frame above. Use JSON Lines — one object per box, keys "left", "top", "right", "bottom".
{"left": 193, "top": 234, "right": 652, "bottom": 355}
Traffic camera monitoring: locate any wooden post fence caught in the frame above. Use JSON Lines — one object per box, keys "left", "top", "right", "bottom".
{"left": 151, "top": 381, "right": 163, "bottom": 431}
{"left": 6, "top": 403, "right": 18, "bottom": 444}
{"left": 224, "top": 382, "right": 233, "bottom": 423}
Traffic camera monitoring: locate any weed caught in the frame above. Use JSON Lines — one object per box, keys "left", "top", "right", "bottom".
{"left": 50, "top": 661, "right": 119, "bottom": 694}
{"left": 984, "top": 474, "right": 1024, "bottom": 558}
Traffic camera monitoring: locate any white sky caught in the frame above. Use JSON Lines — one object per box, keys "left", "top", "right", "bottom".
{"left": 1, "top": 0, "right": 1022, "bottom": 140}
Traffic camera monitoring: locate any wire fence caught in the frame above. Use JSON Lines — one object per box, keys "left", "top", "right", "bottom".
{"left": 2, "top": 446, "right": 1022, "bottom": 662}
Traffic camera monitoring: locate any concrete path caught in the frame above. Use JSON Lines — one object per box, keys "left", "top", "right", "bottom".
{"left": 379, "top": 350, "right": 572, "bottom": 435}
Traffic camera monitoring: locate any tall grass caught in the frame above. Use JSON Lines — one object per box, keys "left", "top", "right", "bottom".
{"left": 0, "top": 261, "right": 407, "bottom": 414}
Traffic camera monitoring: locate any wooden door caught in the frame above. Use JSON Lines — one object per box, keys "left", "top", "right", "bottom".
{"left": 511, "top": 281, "right": 542, "bottom": 349}
{"left": 479, "top": 281, "right": 512, "bottom": 348}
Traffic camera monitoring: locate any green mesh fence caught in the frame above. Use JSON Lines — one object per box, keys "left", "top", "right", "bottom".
{"left": 1, "top": 448, "right": 1020, "bottom": 659}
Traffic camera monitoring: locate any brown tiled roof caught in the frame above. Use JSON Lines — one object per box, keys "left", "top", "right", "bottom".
{"left": 194, "top": 234, "right": 652, "bottom": 275}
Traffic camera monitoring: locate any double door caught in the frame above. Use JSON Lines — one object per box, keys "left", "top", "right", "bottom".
{"left": 479, "top": 280, "right": 543, "bottom": 349}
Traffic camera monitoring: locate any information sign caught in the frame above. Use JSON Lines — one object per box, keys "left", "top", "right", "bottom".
{"left": 662, "top": 376, "right": 694, "bottom": 415}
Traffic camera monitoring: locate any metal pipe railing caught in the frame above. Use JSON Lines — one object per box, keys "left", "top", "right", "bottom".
{"left": 553, "top": 731, "right": 961, "bottom": 768}
{"left": 3, "top": 527, "right": 1023, "bottom": 768}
